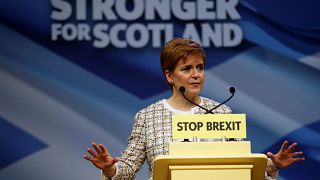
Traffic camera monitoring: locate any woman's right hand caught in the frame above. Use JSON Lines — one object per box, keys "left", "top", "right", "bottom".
{"left": 83, "top": 142, "right": 119, "bottom": 177}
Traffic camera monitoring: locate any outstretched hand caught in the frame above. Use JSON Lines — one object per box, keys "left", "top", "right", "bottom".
{"left": 83, "top": 143, "right": 119, "bottom": 172}
{"left": 267, "top": 140, "right": 305, "bottom": 169}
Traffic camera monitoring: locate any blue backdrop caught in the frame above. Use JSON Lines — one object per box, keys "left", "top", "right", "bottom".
{"left": 0, "top": 0, "right": 319, "bottom": 179}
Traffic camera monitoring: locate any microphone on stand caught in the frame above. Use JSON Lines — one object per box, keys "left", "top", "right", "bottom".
{"left": 179, "top": 86, "right": 236, "bottom": 114}
{"left": 179, "top": 86, "right": 210, "bottom": 113}
{"left": 205, "top": 87, "right": 235, "bottom": 114}
{"left": 178, "top": 86, "right": 236, "bottom": 142}
{"left": 179, "top": 86, "right": 210, "bottom": 142}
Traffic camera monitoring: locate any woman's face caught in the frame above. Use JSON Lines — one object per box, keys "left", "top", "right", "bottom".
{"left": 166, "top": 55, "right": 205, "bottom": 97}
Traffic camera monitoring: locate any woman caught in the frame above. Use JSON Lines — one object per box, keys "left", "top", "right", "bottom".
{"left": 83, "top": 38, "right": 305, "bottom": 180}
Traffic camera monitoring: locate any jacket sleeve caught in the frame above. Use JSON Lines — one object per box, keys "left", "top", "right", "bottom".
{"left": 264, "top": 158, "right": 279, "bottom": 180}
{"left": 101, "top": 111, "right": 147, "bottom": 180}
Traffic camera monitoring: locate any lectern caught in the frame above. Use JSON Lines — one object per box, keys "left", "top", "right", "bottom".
{"left": 153, "top": 141, "right": 267, "bottom": 180}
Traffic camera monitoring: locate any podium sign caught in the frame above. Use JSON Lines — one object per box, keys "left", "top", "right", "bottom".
{"left": 153, "top": 115, "right": 266, "bottom": 180}
{"left": 172, "top": 114, "right": 246, "bottom": 139}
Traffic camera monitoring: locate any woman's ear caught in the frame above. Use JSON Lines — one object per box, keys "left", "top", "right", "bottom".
{"left": 165, "top": 70, "right": 173, "bottom": 84}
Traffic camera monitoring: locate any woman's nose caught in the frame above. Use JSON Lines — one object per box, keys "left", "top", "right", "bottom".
{"left": 192, "top": 68, "right": 199, "bottom": 78}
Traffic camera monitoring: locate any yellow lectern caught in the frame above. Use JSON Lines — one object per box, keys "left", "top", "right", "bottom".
{"left": 153, "top": 141, "right": 267, "bottom": 180}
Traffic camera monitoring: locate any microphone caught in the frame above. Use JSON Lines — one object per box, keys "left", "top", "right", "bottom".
{"left": 179, "top": 86, "right": 211, "bottom": 113}
{"left": 205, "top": 87, "right": 236, "bottom": 114}
{"left": 179, "top": 86, "right": 209, "bottom": 142}
{"left": 179, "top": 86, "right": 236, "bottom": 114}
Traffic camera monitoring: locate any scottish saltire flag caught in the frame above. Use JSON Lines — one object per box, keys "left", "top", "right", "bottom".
{"left": 0, "top": 0, "right": 319, "bottom": 179}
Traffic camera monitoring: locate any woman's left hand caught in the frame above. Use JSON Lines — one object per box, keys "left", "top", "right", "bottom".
{"left": 267, "top": 140, "right": 305, "bottom": 169}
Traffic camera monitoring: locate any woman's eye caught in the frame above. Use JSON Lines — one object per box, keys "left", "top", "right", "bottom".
{"left": 197, "top": 66, "right": 204, "bottom": 72}
{"left": 182, "top": 67, "right": 191, "bottom": 72}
